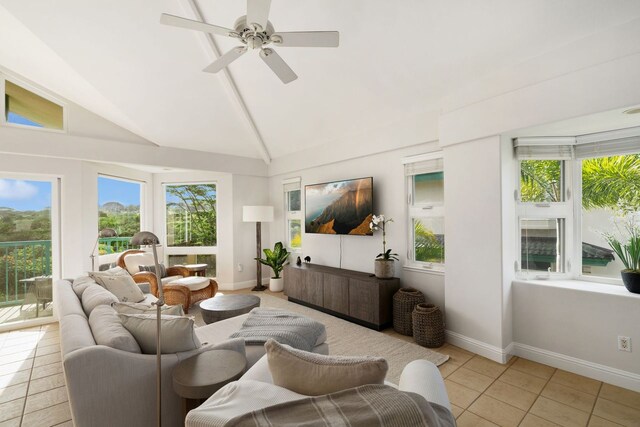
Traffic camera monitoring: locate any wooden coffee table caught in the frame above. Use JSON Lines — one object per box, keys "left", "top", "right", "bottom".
{"left": 199, "top": 294, "right": 260, "bottom": 324}
{"left": 172, "top": 349, "right": 246, "bottom": 414}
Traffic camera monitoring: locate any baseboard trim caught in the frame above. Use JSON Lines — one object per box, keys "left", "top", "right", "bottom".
{"left": 218, "top": 278, "right": 270, "bottom": 291}
{"left": 445, "top": 330, "right": 512, "bottom": 363}
{"left": 513, "top": 343, "right": 640, "bottom": 393}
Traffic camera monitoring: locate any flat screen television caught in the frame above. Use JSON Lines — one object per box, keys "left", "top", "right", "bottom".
{"left": 305, "top": 177, "right": 373, "bottom": 235}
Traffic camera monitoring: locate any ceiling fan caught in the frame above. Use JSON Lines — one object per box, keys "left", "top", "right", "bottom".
{"left": 160, "top": 0, "right": 339, "bottom": 84}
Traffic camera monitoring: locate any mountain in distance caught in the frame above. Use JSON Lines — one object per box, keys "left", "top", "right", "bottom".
{"left": 307, "top": 186, "right": 373, "bottom": 235}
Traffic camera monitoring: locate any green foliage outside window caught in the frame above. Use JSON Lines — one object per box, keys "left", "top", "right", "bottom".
{"left": 166, "top": 184, "right": 217, "bottom": 247}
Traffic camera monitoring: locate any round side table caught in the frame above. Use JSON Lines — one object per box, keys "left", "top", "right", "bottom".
{"left": 199, "top": 294, "right": 260, "bottom": 324}
{"left": 172, "top": 349, "right": 246, "bottom": 415}
{"left": 184, "top": 263, "right": 208, "bottom": 277}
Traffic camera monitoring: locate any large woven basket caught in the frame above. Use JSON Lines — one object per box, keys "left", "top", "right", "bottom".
{"left": 412, "top": 303, "right": 445, "bottom": 348}
{"left": 392, "top": 288, "right": 425, "bottom": 336}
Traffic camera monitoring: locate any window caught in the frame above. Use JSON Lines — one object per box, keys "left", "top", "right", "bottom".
{"left": 98, "top": 176, "right": 142, "bottom": 254}
{"left": 0, "top": 176, "right": 60, "bottom": 326}
{"left": 164, "top": 183, "right": 217, "bottom": 276}
{"left": 404, "top": 154, "right": 445, "bottom": 271}
{"left": 284, "top": 178, "right": 302, "bottom": 251}
{"left": 2, "top": 79, "right": 64, "bottom": 131}
{"left": 514, "top": 131, "right": 640, "bottom": 283}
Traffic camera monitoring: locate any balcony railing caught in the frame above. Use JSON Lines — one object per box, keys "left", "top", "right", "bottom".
{"left": 0, "top": 237, "right": 134, "bottom": 307}
{"left": 0, "top": 240, "right": 51, "bottom": 307}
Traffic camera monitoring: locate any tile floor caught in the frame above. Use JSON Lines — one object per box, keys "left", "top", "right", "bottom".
{"left": 1, "top": 315, "right": 639, "bottom": 426}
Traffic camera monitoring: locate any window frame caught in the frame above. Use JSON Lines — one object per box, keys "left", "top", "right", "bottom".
{"left": 0, "top": 75, "right": 68, "bottom": 134}
{"left": 162, "top": 181, "right": 218, "bottom": 276}
{"left": 283, "top": 177, "right": 302, "bottom": 253}
{"left": 404, "top": 152, "right": 445, "bottom": 273}
{"left": 515, "top": 159, "right": 574, "bottom": 279}
{"left": 514, "top": 130, "right": 640, "bottom": 285}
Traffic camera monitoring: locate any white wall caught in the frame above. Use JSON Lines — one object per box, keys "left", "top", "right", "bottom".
{"left": 442, "top": 136, "right": 507, "bottom": 360}
{"left": 513, "top": 280, "right": 640, "bottom": 391}
{"left": 267, "top": 141, "right": 446, "bottom": 310}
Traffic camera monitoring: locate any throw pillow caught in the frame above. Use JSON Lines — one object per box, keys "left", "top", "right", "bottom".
{"left": 265, "top": 339, "right": 388, "bottom": 396}
{"left": 112, "top": 302, "right": 184, "bottom": 316}
{"left": 119, "top": 314, "right": 201, "bottom": 354}
{"left": 71, "top": 275, "right": 97, "bottom": 298}
{"left": 90, "top": 268, "right": 145, "bottom": 303}
{"left": 82, "top": 284, "right": 119, "bottom": 316}
{"left": 138, "top": 263, "right": 167, "bottom": 278}
{"left": 89, "top": 305, "right": 141, "bottom": 353}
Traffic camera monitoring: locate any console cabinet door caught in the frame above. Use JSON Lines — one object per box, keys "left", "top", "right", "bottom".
{"left": 348, "top": 279, "right": 378, "bottom": 324}
{"left": 301, "top": 270, "right": 323, "bottom": 306}
{"left": 323, "top": 273, "right": 349, "bottom": 315}
{"left": 284, "top": 266, "right": 302, "bottom": 300}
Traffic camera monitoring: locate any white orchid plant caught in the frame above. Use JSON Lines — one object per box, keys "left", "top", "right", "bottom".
{"left": 370, "top": 214, "right": 399, "bottom": 261}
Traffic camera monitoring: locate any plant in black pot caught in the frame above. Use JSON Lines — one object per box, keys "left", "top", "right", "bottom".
{"left": 255, "top": 242, "right": 289, "bottom": 292}
{"left": 603, "top": 213, "right": 640, "bottom": 294}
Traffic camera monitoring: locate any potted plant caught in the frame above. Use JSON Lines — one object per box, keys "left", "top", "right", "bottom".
{"left": 255, "top": 242, "right": 289, "bottom": 292}
{"left": 602, "top": 211, "right": 640, "bottom": 294}
{"left": 370, "top": 214, "right": 399, "bottom": 279}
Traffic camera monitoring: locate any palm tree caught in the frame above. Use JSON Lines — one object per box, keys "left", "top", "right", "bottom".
{"left": 414, "top": 220, "right": 444, "bottom": 262}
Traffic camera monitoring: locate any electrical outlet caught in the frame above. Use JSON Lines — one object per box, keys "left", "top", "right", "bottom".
{"left": 237, "top": 263, "right": 243, "bottom": 272}
{"left": 618, "top": 336, "right": 631, "bottom": 352}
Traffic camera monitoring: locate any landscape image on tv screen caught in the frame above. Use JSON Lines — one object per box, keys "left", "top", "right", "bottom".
{"left": 305, "top": 177, "right": 373, "bottom": 235}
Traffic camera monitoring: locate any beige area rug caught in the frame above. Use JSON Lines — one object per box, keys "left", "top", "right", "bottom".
{"left": 192, "top": 293, "right": 449, "bottom": 383}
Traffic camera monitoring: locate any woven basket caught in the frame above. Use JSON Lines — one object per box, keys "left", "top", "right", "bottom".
{"left": 392, "top": 288, "right": 425, "bottom": 336}
{"left": 412, "top": 303, "right": 445, "bottom": 348}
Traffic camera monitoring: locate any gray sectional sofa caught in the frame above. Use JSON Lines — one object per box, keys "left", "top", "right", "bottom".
{"left": 56, "top": 277, "right": 328, "bottom": 427}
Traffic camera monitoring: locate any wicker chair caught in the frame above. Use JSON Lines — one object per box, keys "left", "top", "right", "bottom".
{"left": 116, "top": 249, "right": 218, "bottom": 314}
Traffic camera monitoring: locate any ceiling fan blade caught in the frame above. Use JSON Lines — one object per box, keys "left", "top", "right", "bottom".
{"left": 272, "top": 31, "right": 339, "bottom": 48}
{"left": 247, "top": 0, "right": 271, "bottom": 30}
{"left": 203, "top": 47, "right": 248, "bottom": 73}
{"left": 160, "top": 13, "right": 234, "bottom": 38}
{"left": 259, "top": 48, "right": 297, "bottom": 84}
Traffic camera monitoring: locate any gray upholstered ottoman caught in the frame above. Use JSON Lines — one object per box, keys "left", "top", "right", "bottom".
{"left": 200, "top": 294, "right": 260, "bottom": 324}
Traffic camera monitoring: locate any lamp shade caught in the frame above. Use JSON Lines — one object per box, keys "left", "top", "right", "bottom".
{"left": 243, "top": 206, "right": 274, "bottom": 222}
{"left": 130, "top": 231, "right": 160, "bottom": 246}
{"left": 98, "top": 228, "right": 118, "bottom": 238}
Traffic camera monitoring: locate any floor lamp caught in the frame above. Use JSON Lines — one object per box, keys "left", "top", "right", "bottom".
{"left": 90, "top": 228, "right": 117, "bottom": 271}
{"left": 130, "top": 231, "right": 163, "bottom": 427}
{"left": 243, "top": 206, "right": 274, "bottom": 291}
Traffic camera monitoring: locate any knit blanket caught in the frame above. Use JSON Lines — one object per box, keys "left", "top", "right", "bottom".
{"left": 223, "top": 384, "right": 456, "bottom": 427}
{"left": 229, "top": 308, "right": 325, "bottom": 352}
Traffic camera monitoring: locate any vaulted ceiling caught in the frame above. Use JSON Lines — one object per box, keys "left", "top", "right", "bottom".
{"left": 2, "top": 0, "right": 640, "bottom": 163}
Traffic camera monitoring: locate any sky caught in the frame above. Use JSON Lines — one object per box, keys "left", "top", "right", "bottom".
{"left": 0, "top": 179, "right": 51, "bottom": 211}
{"left": 7, "top": 112, "right": 43, "bottom": 127}
{"left": 98, "top": 176, "right": 141, "bottom": 206}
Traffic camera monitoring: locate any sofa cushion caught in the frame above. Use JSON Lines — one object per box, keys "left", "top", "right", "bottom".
{"left": 71, "top": 276, "right": 97, "bottom": 298}
{"left": 161, "top": 275, "right": 184, "bottom": 285}
{"left": 82, "top": 284, "right": 119, "bottom": 316}
{"left": 122, "top": 252, "right": 156, "bottom": 276}
{"left": 112, "top": 301, "right": 184, "bottom": 316}
{"left": 169, "top": 276, "right": 210, "bottom": 292}
{"left": 265, "top": 339, "right": 388, "bottom": 396}
{"left": 60, "top": 313, "right": 97, "bottom": 356}
{"left": 185, "top": 380, "right": 305, "bottom": 427}
{"left": 90, "top": 267, "right": 146, "bottom": 303}
{"left": 119, "top": 314, "right": 201, "bottom": 354}
{"left": 89, "top": 305, "right": 141, "bottom": 353}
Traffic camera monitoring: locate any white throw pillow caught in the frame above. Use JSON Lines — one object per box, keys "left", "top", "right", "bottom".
{"left": 112, "top": 302, "right": 184, "bottom": 316}
{"left": 265, "top": 339, "right": 388, "bottom": 396}
{"left": 122, "top": 252, "right": 156, "bottom": 275}
{"left": 89, "top": 305, "right": 141, "bottom": 353}
{"left": 90, "top": 268, "right": 145, "bottom": 303}
{"left": 71, "top": 275, "right": 98, "bottom": 298}
{"left": 82, "top": 284, "right": 119, "bottom": 316}
{"left": 119, "top": 314, "right": 201, "bottom": 354}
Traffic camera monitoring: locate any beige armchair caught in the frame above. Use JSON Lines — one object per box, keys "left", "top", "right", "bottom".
{"left": 117, "top": 249, "right": 218, "bottom": 313}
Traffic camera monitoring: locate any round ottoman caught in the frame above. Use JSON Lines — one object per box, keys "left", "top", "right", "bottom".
{"left": 200, "top": 294, "right": 260, "bottom": 324}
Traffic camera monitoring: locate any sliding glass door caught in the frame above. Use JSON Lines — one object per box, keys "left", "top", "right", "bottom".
{"left": 0, "top": 176, "right": 59, "bottom": 327}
